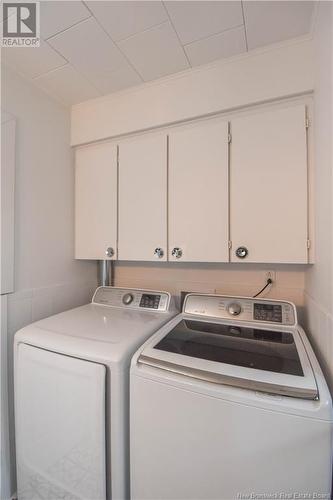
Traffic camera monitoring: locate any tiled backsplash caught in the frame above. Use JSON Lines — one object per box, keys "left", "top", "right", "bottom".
{"left": 7, "top": 280, "right": 97, "bottom": 336}
{"left": 6, "top": 278, "right": 97, "bottom": 398}
{"left": 304, "top": 292, "right": 333, "bottom": 392}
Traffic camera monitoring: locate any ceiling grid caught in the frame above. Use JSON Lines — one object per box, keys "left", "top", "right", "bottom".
{"left": 2, "top": 0, "right": 315, "bottom": 105}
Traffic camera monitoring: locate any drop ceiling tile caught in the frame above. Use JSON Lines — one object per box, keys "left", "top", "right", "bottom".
{"left": 86, "top": 1, "right": 168, "bottom": 41}
{"left": 243, "top": 1, "right": 315, "bottom": 50}
{"left": 91, "top": 63, "right": 142, "bottom": 95}
{"left": 40, "top": 1, "right": 91, "bottom": 40}
{"left": 33, "top": 64, "right": 100, "bottom": 105}
{"left": 118, "top": 21, "right": 189, "bottom": 81}
{"left": 164, "top": 1, "right": 243, "bottom": 45}
{"left": 185, "top": 26, "right": 247, "bottom": 67}
{"left": 48, "top": 17, "right": 128, "bottom": 91}
{"left": 2, "top": 40, "right": 66, "bottom": 79}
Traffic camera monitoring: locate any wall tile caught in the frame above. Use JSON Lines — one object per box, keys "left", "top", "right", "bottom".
{"left": 32, "top": 287, "right": 54, "bottom": 322}
{"left": 7, "top": 296, "right": 32, "bottom": 336}
{"left": 9, "top": 289, "right": 33, "bottom": 301}
{"left": 304, "top": 292, "right": 333, "bottom": 391}
{"left": 318, "top": 308, "right": 330, "bottom": 359}
{"left": 326, "top": 314, "right": 333, "bottom": 387}
{"left": 51, "top": 281, "right": 96, "bottom": 315}
{"left": 9, "top": 281, "right": 97, "bottom": 332}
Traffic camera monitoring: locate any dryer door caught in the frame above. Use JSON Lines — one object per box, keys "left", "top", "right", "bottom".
{"left": 15, "top": 344, "right": 106, "bottom": 500}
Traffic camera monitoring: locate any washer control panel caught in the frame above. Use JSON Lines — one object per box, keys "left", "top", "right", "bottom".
{"left": 93, "top": 287, "right": 170, "bottom": 312}
{"left": 184, "top": 294, "right": 296, "bottom": 325}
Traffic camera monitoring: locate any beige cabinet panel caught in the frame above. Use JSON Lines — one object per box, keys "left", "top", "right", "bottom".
{"left": 169, "top": 119, "right": 229, "bottom": 262}
{"left": 75, "top": 142, "right": 117, "bottom": 260}
{"left": 230, "top": 104, "right": 308, "bottom": 264}
{"left": 118, "top": 133, "right": 167, "bottom": 261}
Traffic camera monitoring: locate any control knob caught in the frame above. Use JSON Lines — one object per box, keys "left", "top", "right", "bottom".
{"left": 228, "top": 302, "right": 242, "bottom": 316}
{"left": 122, "top": 293, "right": 134, "bottom": 305}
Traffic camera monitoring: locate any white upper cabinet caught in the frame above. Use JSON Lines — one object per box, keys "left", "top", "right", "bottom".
{"left": 168, "top": 119, "right": 229, "bottom": 262}
{"left": 75, "top": 142, "right": 117, "bottom": 260}
{"left": 118, "top": 133, "right": 167, "bottom": 261}
{"left": 230, "top": 104, "right": 308, "bottom": 264}
{"left": 74, "top": 101, "right": 310, "bottom": 265}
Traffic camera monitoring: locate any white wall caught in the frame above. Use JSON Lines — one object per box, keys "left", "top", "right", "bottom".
{"left": 1, "top": 65, "right": 98, "bottom": 498}
{"left": 71, "top": 37, "right": 314, "bottom": 145}
{"left": 304, "top": 2, "right": 333, "bottom": 388}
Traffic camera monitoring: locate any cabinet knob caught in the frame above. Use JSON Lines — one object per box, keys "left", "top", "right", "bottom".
{"left": 171, "top": 247, "right": 183, "bottom": 259}
{"left": 105, "top": 247, "right": 114, "bottom": 258}
{"left": 235, "top": 246, "right": 248, "bottom": 259}
{"left": 154, "top": 247, "right": 164, "bottom": 259}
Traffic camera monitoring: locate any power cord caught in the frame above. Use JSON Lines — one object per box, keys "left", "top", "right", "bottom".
{"left": 253, "top": 278, "right": 273, "bottom": 298}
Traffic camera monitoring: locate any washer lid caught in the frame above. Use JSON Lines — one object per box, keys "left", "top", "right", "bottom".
{"left": 138, "top": 316, "right": 318, "bottom": 400}
{"left": 15, "top": 288, "right": 175, "bottom": 365}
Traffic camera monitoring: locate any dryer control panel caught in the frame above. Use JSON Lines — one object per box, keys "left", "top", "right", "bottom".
{"left": 183, "top": 295, "right": 296, "bottom": 326}
{"left": 92, "top": 287, "right": 171, "bottom": 312}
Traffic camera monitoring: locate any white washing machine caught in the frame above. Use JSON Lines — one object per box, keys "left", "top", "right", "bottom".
{"left": 130, "top": 293, "right": 333, "bottom": 500}
{"left": 14, "top": 287, "right": 177, "bottom": 500}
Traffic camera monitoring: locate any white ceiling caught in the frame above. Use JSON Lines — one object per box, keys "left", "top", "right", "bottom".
{"left": 2, "top": 1, "right": 315, "bottom": 106}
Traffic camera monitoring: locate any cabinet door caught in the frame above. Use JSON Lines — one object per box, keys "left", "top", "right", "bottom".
{"left": 75, "top": 142, "right": 117, "bottom": 260}
{"left": 169, "top": 119, "right": 229, "bottom": 262}
{"left": 118, "top": 133, "right": 167, "bottom": 261}
{"left": 230, "top": 105, "right": 308, "bottom": 264}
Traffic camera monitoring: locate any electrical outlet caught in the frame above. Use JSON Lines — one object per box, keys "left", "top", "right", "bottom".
{"left": 265, "top": 270, "right": 276, "bottom": 283}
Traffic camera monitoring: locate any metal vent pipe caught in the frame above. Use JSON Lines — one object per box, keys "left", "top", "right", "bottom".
{"left": 99, "top": 260, "right": 115, "bottom": 287}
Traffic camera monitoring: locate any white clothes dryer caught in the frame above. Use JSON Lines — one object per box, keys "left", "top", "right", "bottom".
{"left": 130, "top": 294, "right": 333, "bottom": 500}
{"left": 14, "top": 287, "right": 177, "bottom": 500}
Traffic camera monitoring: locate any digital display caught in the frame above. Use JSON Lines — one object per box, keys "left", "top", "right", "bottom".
{"left": 254, "top": 303, "right": 282, "bottom": 323}
{"left": 140, "top": 294, "right": 160, "bottom": 309}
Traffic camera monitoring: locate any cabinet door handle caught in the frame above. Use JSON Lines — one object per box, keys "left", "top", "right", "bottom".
{"left": 154, "top": 248, "right": 164, "bottom": 259}
{"left": 171, "top": 247, "right": 183, "bottom": 259}
{"left": 106, "top": 247, "right": 114, "bottom": 258}
{"left": 235, "top": 246, "right": 248, "bottom": 259}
